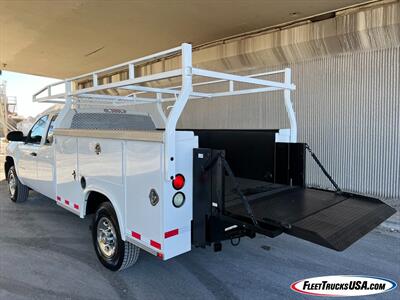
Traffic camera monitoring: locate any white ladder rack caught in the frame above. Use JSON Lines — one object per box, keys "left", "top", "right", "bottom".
{"left": 33, "top": 43, "right": 296, "bottom": 181}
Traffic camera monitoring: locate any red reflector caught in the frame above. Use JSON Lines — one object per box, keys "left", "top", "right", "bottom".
{"left": 64, "top": 200, "right": 70, "bottom": 205}
{"left": 74, "top": 204, "right": 79, "bottom": 210}
{"left": 131, "top": 231, "right": 141, "bottom": 240}
{"left": 165, "top": 229, "right": 179, "bottom": 239}
{"left": 157, "top": 252, "right": 164, "bottom": 259}
{"left": 56, "top": 196, "right": 61, "bottom": 201}
{"left": 150, "top": 240, "right": 161, "bottom": 250}
{"left": 172, "top": 174, "right": 185, "bottom": 190}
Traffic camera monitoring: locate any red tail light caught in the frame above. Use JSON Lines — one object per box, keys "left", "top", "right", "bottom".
{"left": 172, "top": 174, "right": 185, "bottom": 190}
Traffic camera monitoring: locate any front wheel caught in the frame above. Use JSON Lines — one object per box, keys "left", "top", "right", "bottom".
{"left": 92, "top": 202, "right": 140, "bottom": 271}
{"left": 7, "top": 166, "right": 29, "bottom": 203}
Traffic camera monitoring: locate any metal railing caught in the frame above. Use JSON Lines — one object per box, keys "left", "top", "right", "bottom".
{"left": 0, "top": 82, "right": 19, "bottom": 136}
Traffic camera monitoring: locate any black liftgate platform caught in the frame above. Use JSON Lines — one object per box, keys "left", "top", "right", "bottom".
{"left": 191, "top": 130, "right": 396, "bottom": 251}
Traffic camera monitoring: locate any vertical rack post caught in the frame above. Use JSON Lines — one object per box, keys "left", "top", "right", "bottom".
{"left": 55, "top": 81, "right": 73, "bottom": 128}
{"left": 164, "top": 43, "right": 192, "bottom": 181}
{"left": 283, "top": 68, "right": 297, "bottom": 143}
{"left": 128, "top": 64, "right": 135, "bottom": 79}
{"left": 156, "top": 93, "right": 167, "bottom": 125}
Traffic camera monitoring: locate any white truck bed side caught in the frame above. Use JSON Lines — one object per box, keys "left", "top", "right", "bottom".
{"left": 54, "top": 129, "right": 197, "bottom": 260}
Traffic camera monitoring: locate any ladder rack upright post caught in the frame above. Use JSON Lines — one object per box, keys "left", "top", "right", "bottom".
{"left": 164, "top": 43, "right": 192, "bottom": 181}
{"left": 283, "top": 68, "right": 297, "bottom": 143}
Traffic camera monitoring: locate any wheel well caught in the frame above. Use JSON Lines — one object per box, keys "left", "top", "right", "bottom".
{"left": 86, "top": 191, "right": 110, "bottom": 215}
{"left": 4, "top": 157, "right": 14, "bottom": 178}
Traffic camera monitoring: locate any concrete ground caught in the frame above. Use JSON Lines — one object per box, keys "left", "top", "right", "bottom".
{"left": 0, "top": 179, "right": 399, "bottom": 300}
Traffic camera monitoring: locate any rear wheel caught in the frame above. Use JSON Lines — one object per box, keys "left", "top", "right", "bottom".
{"left": 92, "top": 202, "right": 140, "bottom": 271}
{"left": 7, "top": 166, "right": 29, "bottom": 203}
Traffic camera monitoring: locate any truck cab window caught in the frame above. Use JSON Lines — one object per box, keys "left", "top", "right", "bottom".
{"left": 27, "top": 115, "right": 48, "bottom": 144}
{"left": 45, "top": 115, "right": 58, "bottom": 144}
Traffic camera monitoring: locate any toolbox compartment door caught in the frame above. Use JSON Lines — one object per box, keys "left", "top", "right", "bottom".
{"left": 226, "top": 188, "right": 396, "bottom": 251}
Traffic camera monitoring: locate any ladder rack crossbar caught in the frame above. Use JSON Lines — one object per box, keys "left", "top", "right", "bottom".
{"left": 70, "top": 69, "right": 183, "bottom": 97}
{"left": 127, "top": 69, "right": 290, "bottom": 98}
{"left": 67, "top": 45, "right": 183, "bottom": 82}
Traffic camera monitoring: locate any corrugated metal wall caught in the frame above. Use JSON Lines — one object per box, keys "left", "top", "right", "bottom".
{"left": 178, "top": 47, "right": 400, "bottom": 198}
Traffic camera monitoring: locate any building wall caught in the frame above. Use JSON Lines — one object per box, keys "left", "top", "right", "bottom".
{"left": 178, "top": 47, "right": 400, "bottom": 198}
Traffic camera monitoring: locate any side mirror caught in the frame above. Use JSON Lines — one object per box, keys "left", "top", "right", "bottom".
{"left": 6, "top": 131, "right": 25, "bottom": 142}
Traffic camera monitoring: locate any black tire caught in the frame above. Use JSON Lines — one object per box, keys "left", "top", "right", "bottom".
{"left": 7, "top": 166, "right": 29, "bottom": 203}
{"left": 92, "top": 202, "right": 140, "bottom": 271}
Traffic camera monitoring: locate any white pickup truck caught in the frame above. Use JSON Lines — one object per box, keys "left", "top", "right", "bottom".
{"left": 5, "top": 44, "right": 395, "bottom": 271}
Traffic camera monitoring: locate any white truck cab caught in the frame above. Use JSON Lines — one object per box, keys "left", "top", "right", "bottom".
{"left": 7, "top": 110, "right": 59, "bottom": 200}
{"left": 5, "top": 44, "right": 395, "bottom": 271}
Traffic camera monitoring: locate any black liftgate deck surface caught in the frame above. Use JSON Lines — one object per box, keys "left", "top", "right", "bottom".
{"left": 225, "top": 182, "right": 395, "bottom": 251}
{"left": 192, "top": 129, "right": 396, "bottom": 251}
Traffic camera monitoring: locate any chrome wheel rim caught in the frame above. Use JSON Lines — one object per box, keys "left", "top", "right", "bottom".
{"left": 8, "top": 172, "right": 16, "bottom": 197}
{"left": 97, "top": 217, "right": 117, "bottom": 258}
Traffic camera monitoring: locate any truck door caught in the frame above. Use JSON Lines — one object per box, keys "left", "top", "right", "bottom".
{"left": 35, "top": 114, "right": 57, "bottom": 199}
{"left": 17, "top": 115, "right": 49, "bottom": 189}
